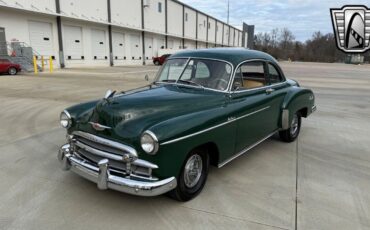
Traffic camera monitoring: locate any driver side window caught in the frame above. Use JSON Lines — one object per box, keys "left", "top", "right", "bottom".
{"left": 232, "top": 61, "right": 267, "bottom": 91}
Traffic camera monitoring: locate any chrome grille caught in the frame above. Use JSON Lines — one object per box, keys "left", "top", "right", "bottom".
{"left": 70, "top": 131, "right": 158, "bottom": 181}
{"left": 76, "top": 135, "right": 125, "bottom": 157}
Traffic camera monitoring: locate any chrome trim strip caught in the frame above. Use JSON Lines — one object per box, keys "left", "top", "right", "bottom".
{"left": 133, "top": 159, "right": 159, "bottom": 169}
{"left": 88, "top": 122, "right": 112, "bottom": 131}
{"left": 73, "top": 131, "right": 137, "bottom": 158}
{"left": 74, "top": 140, "right": 123, "bottom": 161}
{"left": 161, "top": 106, "right": 270, "bottom": 145}
{"left": 230, "top": 81, "right": 288, "bottom": 94}
{"left": 218, "top": 131, "right": 277, "bottom": 168}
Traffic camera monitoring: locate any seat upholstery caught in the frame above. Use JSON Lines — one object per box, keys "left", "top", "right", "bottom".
{"left": 243, "top": 80, "right": 264, "bottom": 88}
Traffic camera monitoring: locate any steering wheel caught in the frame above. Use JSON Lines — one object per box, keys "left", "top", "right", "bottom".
{"left": 214, "top": 79, "right": 229, "bottom": 91}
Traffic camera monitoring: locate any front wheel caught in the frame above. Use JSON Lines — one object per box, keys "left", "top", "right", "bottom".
{"left": 154, "top": 60, "right": 160, "bottom": 65}
{"left": 169, "top": 149, "right": 209, "bottom": 201}
{"left": 279, "top": 112, "right": 301, "bottom": 142}
{"left": 8, "top": 67, "right": 17, "bottom": 75}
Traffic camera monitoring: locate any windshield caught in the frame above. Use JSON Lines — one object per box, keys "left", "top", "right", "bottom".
{"left": 155, "top": 58, "right": 233, "bottom": 91}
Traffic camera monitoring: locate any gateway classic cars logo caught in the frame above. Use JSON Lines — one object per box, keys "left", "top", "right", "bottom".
{"left": 330, "top": 5, "right": 370, "bottom": 53}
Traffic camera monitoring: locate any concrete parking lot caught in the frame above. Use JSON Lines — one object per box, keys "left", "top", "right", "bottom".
{"left": 0, "top": 62, "right": 370, "bottom": 230}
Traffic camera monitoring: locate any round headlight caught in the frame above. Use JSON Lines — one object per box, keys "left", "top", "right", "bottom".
{"left": 60, "top": 110, "right": 72, "bottom": 128}
{"left": 141, "top": 131, "right": 159, "bottom": 155}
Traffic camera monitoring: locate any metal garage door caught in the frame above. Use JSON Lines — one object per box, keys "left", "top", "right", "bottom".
{"left": 112, "top": 32, "right": 125, "bottom": 60}
{"left": 168, "top": 40, "right": 174, "bottom": 49}
{"left": 91, "top": 29, "right": 107, "bottom": 60}
{"left": 145, "top": 37, "right": 153, "bottom": 60}
{"left": 63, "top": 25, "right": 83, "bottom": 59}
{"left": 28, "top": 21, "right": 53, "bottom": 56}
{"left": 158, "top": 39, "right": 165, "bottom": 49}
{"left": 130, "top": 34, "right": 141, "bottom": 60}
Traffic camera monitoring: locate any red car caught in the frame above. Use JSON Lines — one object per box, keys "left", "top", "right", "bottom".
{"left": 0, "top": 59, "right": 21, "bottom": 75}
{"left": 153, "top": 54, "right": 171, "bottom": 65}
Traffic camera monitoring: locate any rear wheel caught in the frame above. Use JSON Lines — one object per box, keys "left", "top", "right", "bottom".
{"left": 279, "top": 112, "right": 301, "bottom": 142}
{"left": 169, "top": 148, "right": 209, "bottom": 201}
{"left": 8, "top": 67, "right": 17, "bottom": 75}
{"left": 154, "top": 60, "right": 160, "bottom": 65}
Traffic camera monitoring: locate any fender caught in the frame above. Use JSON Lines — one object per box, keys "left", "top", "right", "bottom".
{"left": 280, "top": 86, "right": 315, "bottom": 130}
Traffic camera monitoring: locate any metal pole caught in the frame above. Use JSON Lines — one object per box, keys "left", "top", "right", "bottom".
{"left": 141, "top": 0, "right": 146, "bottom": 65}
{"left": 227, "top": 0, "right": 229, "bottom": 25}
{"left": 107, "top": 0, "right": 113, "bottom": 66}
{"left": 55, "top": 0, "right": 65, "bottom": 68}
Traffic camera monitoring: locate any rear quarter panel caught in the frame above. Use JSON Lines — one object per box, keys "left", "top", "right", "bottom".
{"left": 281, "top": 86, "right": 315, "bottom": 126}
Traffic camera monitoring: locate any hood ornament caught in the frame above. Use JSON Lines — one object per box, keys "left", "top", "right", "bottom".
{"left": 89, "top": 122, "right": 112, "bottom": 131}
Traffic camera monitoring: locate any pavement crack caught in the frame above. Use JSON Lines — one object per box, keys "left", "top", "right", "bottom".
{"left": 295, "top": 137, "right": 299, "bottom": 230}
{"left": 180, "top": 205, "right": 289, "bottom": 230}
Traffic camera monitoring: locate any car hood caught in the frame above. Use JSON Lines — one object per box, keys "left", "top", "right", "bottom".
{"left": 75, "top": 84, "right": 226, "bottom": 143}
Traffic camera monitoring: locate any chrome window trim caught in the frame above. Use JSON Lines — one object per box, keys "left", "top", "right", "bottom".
{"left": 161, "top": 106, "right": 270, "bottom": 145}
{"left": 156, "top": 57, "right": 234, "bottom": 93}
{"left": 228, "top": 59, "right": 288, "bottom": 93}
{"left": 230, "top": 81, "right": 288, "bottom": 94}
{"left": 218, "top": 130, "right": 277, "bottom": 168}
{"left": 266, "top": 60, "right": 287, "bottom": 82}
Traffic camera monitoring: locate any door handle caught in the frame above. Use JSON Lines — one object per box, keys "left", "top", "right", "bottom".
{"left": 266, "top": 88, "right": 275, "bottom": 94}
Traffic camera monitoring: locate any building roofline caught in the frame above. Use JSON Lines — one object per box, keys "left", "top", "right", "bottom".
{"left": 171, "top": 0, "right": 242, "bottom": 33}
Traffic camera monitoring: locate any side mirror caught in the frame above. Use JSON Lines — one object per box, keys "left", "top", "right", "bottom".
{"left": 145, "top": 74, "right": 149, "bottom": 81}
{"left": 104, "top": 89, "right": 112, "bottom": 99}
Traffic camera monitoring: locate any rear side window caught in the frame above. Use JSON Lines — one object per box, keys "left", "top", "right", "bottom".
{"left": 268, "top": 63, "right": 283, "bottom": 84}
{"left": 232, "top": 61, "right": 267, "bottom": 90}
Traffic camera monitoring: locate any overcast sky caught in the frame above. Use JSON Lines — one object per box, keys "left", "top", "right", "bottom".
{"left": 179, "top": 0, "right": 370, "bottom": 41}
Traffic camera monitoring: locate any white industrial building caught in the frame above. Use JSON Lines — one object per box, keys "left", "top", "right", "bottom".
{"left": 0, "top": 0, "right": 252, "bottom": 69}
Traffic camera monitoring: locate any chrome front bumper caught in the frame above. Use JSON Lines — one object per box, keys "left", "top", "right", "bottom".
{"left": 58, "top": 144, "right": 177, "bottom": 196}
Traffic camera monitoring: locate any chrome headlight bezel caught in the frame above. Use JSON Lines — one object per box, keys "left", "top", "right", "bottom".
{"left": 140, "top": 130, "right": 159, "bottom": 155}
{"left": 60, "top": 110, "right": 72, "bottom": 128}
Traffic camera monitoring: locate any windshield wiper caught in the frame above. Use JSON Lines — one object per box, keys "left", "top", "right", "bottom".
{"left": 177, "top": 79, "right": 204, "bottom": 88}
{"left": 153, "top": 79, "right": 176, "bottom": 84}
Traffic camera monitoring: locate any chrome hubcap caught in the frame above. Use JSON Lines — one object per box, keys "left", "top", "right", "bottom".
{"left": 290, "top": 114, "right": 299, "bottom": 136}
{"left": 184, "top": 154, "right": 203, "bottom": 188}
{"left": 9, "top": 68, "right": 16, "bottom": 74}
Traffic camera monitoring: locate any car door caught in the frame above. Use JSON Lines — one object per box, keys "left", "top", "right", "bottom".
{"left": 0, "top": 59, "right": 7, "bottom": 73}
{"left": 264, "top": 62, "right": 290, "bottom": 131}
{"left": 229, "top": 60, "right": 277, "bottom": 154}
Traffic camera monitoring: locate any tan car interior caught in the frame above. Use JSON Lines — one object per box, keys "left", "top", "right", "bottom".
{"left": 240, "top": 72, "right": 266, "bottom": 89}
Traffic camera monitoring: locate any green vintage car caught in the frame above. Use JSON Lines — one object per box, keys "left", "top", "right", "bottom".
{"left": 58, "top": 48, "right": 316, "bottom": 201}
